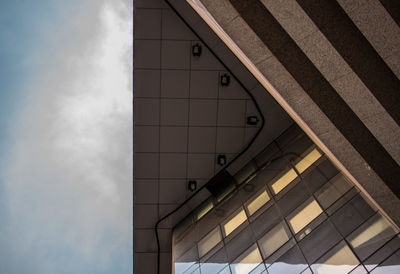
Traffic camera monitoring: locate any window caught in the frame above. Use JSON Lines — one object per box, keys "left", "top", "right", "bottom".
{"left": 196, "top": 200, "right": 214, "bottom": 220}
{"left": 295, "top": 148, "right": 322, "bottom": 173}
{"left": 288, "top": 198, "right": 323, "bottom": 234}
{"left": 271, "top": 169, "right": 297, "bottom": 195}
{"left": 223, "top": 209, "right": 247, "bottom": 236}
{"left": 311, "top": 241, "right": 359, "bottom": 274}
{"left": 315, "top": 174, "right": 351, "bottom": 209}
{"left": 258, "top": 221, "right": 291, "bottom": 258}
{"left": 198, "top": 227, "right": 222, "bottom": 258}
{"left": 230, "top": 244, "right": 263, "bottom": 274}
{"left": 246, "top": 190, "right": 270, "bottom": 216}
{"left": 347, "top": 214, "right": 397, "bottom": 260}
{"left": 271, "top": 148, "right": 322, "bottom": 195}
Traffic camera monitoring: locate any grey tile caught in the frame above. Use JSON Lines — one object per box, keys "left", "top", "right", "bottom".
{"left": 217, "top": 100, "right": 246, "bottom": 127}
{"left": 134, "top": 153, "right": 159, "bottom": 179}
{"left": 134, "top": 40, "right": 161, "bottom": 69}
{"left": 192, "top": 20, "right": 221, "bottom": 48}
{"left": 134, "top": 179, "right": 158, "bottom": 204}
{"left": 188, "top": 127, "right": 216, "bottom": 153}
{"left": 134, "top": 0, "right": 168, "bottom": 8}
{"left": 245, "top": 100, "right": 262, "bottom": 126}
{"left": 134, "top": 98, "right": 160, "bottom": 125}
{"left": 134, "top": 229, "right": 157, "bottom": 252}
{"left": 159, "top": 229, "right": 173, "bottom": 252}
{"left": 135, "top": 126, "right": 159, "bottom": 152}
{"left": 160, "top": 251, "right": 173, "bottom": 274}
{"left": 168, "top": 0, "right": 202, "bottom": 26}
{"left": 160, "top": 98, "right": 189, "bottom": 126}
{"left": 190, "top": 70, "right": 219, "bottom": 99}
{"left": 134, "top": 9, "right": 161, "bottom": 39}
{"left": 187, "top": 154, "right": 215, "bottom": 179}
{"left": 218, "top": 72, "right": 249, "bottom": 99}
{"left": 162, "top": 9, "right": 196, "bottom": 40}
{"left": 189, "top": 99, "right": 218, "bottom": 126}
{"left": 134, "top": 69, "right": 160, "bottom": 98}
{"left": 159, "top": 179, "right": 187, "bottom": 204}
{"left": 161, "top": 40, "right": 191, "bottom": 70}
{"left": 161, "top": 70, "right": 190, "bottom": 98}
{"left": 160, "top": 126, "right": 188, "bottom": 153}
{"left": 190, "top": 41, "right": 224, "bottom": 70}
{"left": 134, "top": 204, "right": 158, "bottom": 228}
{"left": 216, "top": 127, "right": 244, "bottom": 153}
{"left": 134, "top": 252, "right": 157, "bottom": 274}
{"left": 159, "top": 153, "right": 187, "bottom": 179}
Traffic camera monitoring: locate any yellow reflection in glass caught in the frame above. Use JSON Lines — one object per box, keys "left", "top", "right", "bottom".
{"left": 198, "top": 227, "right": 222, "bottom": 258}
{"left": 271, "top": 169, "right": 297, "bottom": 194}
{"left": 271, "top": 148, "right": 322, "bottom": 195}
{"left": 247, "top": 191, "right": 270, "bottom": 216}
{"left": 350, "top": 216, "right": 391, "bottom": 248}
{"left": 295, "top": 148, "right": 322, "bottom": 173}
{"left": 231, "top": 244, "right": 262, "bottom": 274}
{"left": 223, "top": 209, "right": 247, "bottom": 236}
{"left": 196, "top": 201, "right": 214, "bottom": 220}
{"left": 289, "top": 199, "right": 323, "bottom": 233}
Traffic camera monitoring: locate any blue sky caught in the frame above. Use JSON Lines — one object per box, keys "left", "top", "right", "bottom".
{"left": 0, "top": 1, "right": 132, "bottom": 273}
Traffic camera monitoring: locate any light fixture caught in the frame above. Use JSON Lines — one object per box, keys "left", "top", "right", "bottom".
{"left": 220, "top": 73, "right": 230, "bottom": 86}
{"left": 247, "top": 116, "right": 259, "bottom": 126}
{"left": 217, "top": 154, "right": 227, "bottom": 166}
{"left": 192, "top": 43, "right": 202, "bottom": 57}
{"left": 188, "top": 180, "right": 197, "bottom": 192}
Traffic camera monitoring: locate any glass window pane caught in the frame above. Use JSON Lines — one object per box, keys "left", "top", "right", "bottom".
{"left": 198, "top": 227, "right": 222, "bottom": 258}
{"left": 230, "top": 244, "right": 262, "bottom": 274}
{"left": 295, "top": 148, "right": 322, "bottom": 173}
{"left": 258, "top": 221, "right": 291, "bottom": 258}
{"left": 288, "top": 198, "right": 323, "bottom": 234}
{"left": 347, "top": 214, "right": 397, "bottom": 260}
{"left": 315, "top": 174, "right": 352, "bottom": 209}
{"left": 271, "top": 169, "right": 297, "bottom": 194}
{"left": 223, "top": 209, "right": 247, "bottom": 237}
{"left": 268, "top": 245, "right": 308, "bottom": 274}
{"left": 311, "top": 241, "right": 359, "bottom": 274}
{"left": 247, "top": 190, "right": 270, "bottom": 216}
{"left": 196, "top": 200, "right": 214, "bottom": 220}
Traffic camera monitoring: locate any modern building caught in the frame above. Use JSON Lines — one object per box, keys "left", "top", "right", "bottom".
{"left": 134, "top": 0, "right": 400, "bottom": 273}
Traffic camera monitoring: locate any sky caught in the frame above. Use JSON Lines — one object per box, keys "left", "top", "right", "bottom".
{"left": 0, "top": 0, "right": 133, "bottom": 273}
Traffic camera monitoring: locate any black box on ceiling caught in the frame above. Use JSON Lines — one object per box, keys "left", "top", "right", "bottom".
{"left": 206, "top": 169, "right": 236, "bottom": 198}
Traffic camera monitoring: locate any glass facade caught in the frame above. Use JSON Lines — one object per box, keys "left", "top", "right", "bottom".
{"left": 172, "top": 125, "right": 400, "bottom": 274}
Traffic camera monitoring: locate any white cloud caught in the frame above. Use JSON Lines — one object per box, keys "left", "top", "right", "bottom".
{"left": 1, "top": 0, "right": 132, "bottom": 273}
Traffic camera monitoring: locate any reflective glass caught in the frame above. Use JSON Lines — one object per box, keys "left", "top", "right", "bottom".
{"left": 288, "top": 198, "right": 323, "bottom": 234}
{"left": 347, "top": 214, "right": 397, "bottom": 260}
{"left": 247, "top": 190, "right": 270, "bottom": 216}
{"left": 230, "top": 244, "right": 263, "bottom": 274}
{"left": 311, "top": 241, "right": 359, "bottom": 274}
{"left": 198, "top": 227, "right": 222, "bottom": 258}
{"left": 315, "top": 174, "right": 351, "bottom": 209}
{"left": 223, "top": 209, "right": 247, "bottom": 237}
{"left": 258, "top": 221, "right": 291, "bottom": 258}
{"left": 271, "top": 169, "right": 297, "bottom": 194}
{"left": 295, "top": 148, "right": 322, "bottom": 173}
